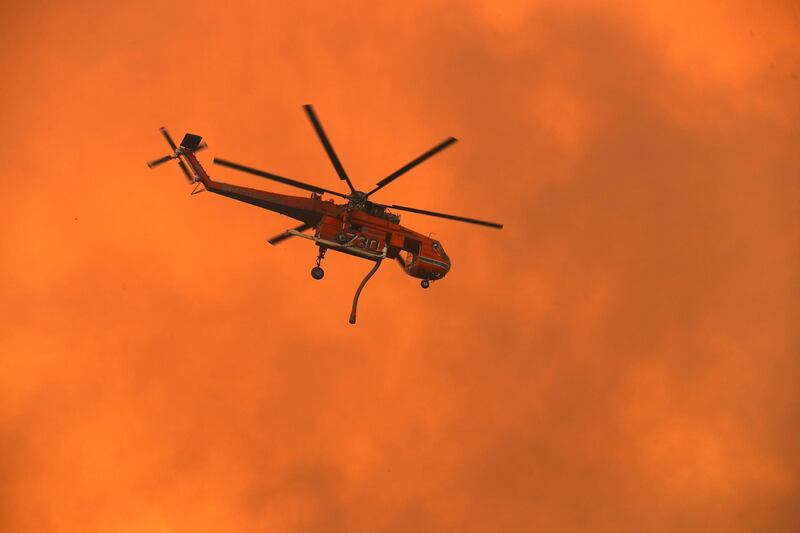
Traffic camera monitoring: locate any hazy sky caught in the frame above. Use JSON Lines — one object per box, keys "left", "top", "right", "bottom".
{"left": 1, "top": 1, "right": 798, "bottom": 532}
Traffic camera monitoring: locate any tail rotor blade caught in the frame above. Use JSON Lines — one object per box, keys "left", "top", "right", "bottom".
{"left": 147, "top": 154, "right": 173, "bottom": 168}
{"left": 302, "top": 104, "right": 356, "bottom": 193}
{"left": 177, "top": 159, "right": 193, "bottom": 182}
{"left": 268, "top": 222, "right": 312, "bottom": 245}
{"left": 159, "top": 127, "right": 178, "bottom": 151}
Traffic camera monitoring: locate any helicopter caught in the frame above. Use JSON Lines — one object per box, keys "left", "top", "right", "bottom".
{"left": 147, "top": 105, "right": 503, "bottom": 323}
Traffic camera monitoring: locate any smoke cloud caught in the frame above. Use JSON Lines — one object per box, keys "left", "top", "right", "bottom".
{"left": 1, "top": 1, "right": 798, "bottom": 531}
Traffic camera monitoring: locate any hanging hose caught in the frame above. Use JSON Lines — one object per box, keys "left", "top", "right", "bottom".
{"left": 349, "top": 259, "right": 383, "bottom": 324}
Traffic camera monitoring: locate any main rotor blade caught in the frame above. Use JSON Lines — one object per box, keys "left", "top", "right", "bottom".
{"left": 366, "top": 137, "right": 458, "bottom": 197}
{"left": 213, "top": 157, "right": 348, "bottom": 198}
{"left": 159, "top": 127, "right": 177, "bottom": 151}
{"left": 267, "top": 222, "right": 313, "bottom": 245}
{"left": 389, "top": 204, "right": 503, "bottom": 229}
{"left": 302, "top": 104, "right": 355, "bottom": 193}
{"left": 147, "top": 154, "right": 173, "bottom": 168}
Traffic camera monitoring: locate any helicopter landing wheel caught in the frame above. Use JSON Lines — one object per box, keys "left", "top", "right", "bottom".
{"left": 336, "top": 232, "right": 349, "bottom": 244}
{"left": 421, "top": 279, "right": 430, "bottom": 289}
{"left": 311, "top": 266, "right": 325, "bottom": 280}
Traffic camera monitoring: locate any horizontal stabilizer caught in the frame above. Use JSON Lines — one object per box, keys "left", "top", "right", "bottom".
{"left": 180, "top": 133, "right": 203, "bottom": 151}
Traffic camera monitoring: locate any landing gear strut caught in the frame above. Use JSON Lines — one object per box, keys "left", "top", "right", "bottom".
{"left": 421, "top": 279, "right": 430, "bottom": 289}
{"left": 311, "top": 247, "right": 327, "bottom": 280}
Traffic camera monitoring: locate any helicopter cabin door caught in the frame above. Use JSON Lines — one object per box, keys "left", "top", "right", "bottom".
{"left": 404, "top": 237, "right": 421, "bottom": 256}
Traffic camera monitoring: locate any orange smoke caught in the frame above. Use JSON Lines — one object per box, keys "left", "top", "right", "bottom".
{"left": 1, "top": 1, "right": 798, "bottom": 532}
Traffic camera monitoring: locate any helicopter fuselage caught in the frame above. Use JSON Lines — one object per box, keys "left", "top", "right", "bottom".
{"left": 184, "top": 150, "right": 451, "bottom": 282}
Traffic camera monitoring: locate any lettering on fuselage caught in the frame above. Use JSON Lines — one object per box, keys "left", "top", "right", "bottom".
{"left": 344, "top": 232, "right": 381, "bottom": 251}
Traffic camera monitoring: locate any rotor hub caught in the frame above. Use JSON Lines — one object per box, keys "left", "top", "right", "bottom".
{"left": 347, "top": 191, "right": 368, "bottom": 209}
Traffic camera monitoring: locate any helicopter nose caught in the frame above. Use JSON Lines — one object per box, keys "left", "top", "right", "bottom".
{"left": 420, "top": 255, "right": 450, "bottom": 279}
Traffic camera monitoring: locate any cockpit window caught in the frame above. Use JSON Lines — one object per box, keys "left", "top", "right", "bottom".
{"left": 431, "top": 241, "right": 449, "bottom": 260}
{"left": 432, "top": 241, "right": 444, "bottom": 255}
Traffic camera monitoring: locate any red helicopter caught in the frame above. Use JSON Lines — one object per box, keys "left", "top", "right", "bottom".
{"left": 147, "top": 105, "right": 503, "bottom": 323}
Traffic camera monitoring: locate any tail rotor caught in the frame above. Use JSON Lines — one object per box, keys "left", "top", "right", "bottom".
{"left": 146, "top": 127, "right": 206, "bottom": 183}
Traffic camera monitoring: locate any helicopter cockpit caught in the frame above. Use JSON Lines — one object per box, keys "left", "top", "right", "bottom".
{"left": 430, "top": 240, "right": 449, "bottom": 262}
